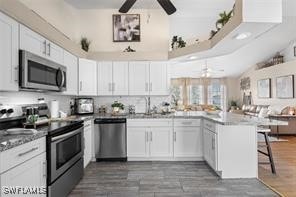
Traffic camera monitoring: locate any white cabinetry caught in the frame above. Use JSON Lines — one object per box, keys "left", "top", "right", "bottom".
{"left": 173, "top": 119, "right": 203, "bottom": 160}
{"left": 128, "top": 61, "right": 150, "bottom": 95}
{"left": 79, "top": 58, "right": 97, "bottom": 96}
{"left": 63, "top": 50, "right": 78, "bottom": 95}
{"left": 149, "top": 62, "right": 168, "bottom": 95}
{"left": 0, "top": 137, "right": 46, "bottom": 197}
{"left": 97, "top": 62, "right": 129, "bottom": 96}
{"left": 84, "top": 120, "right": 93, "bottom": 168}
{"left": 20, "top": 24, "right": 63, "bottom": 65}
{"left": 129, "top": 61, "right": 168, "bottom": 96}
{"left": 203, "top": 128, "right": 217, "bottom": 170}
{"left": 0, "top": 12, "right": 19, "bottom": 91}
{"left": 127, "top": 119, "right": 173, "bottom": 160}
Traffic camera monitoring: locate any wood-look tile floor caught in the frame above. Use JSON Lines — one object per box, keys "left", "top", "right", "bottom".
{"left": 259, "top": 136, "right": 296, "bottom": 197}
{"left": 69, "top": 161, "right": 277, "bottom": 197}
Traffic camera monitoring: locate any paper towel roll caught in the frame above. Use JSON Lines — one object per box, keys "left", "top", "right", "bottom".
{"left": 49, "top": 100, "right": 59, "bottom": 118}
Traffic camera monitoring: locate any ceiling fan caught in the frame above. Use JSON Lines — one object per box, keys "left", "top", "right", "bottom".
{"left": 197, "top": 61, "right": 224, "bottom": 78}
{"left": 119, "top": 0, "right": 177, "bottom": 15}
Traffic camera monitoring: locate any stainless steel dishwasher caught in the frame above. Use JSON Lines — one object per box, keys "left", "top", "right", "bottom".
{"left": 94, "top": 118, "right": 127, "bottom": 161}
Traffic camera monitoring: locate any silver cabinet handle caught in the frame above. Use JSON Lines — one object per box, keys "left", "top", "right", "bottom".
{"left": 150, "top": 83, "right": 152, "bottom": 91}
{"left": 47, "top": 42, "right": 51, "bottom": 56}
{"left": 145, "top": 132, "right": 148, "bottom": 142}
{"left": 212, "top": 137, "right": 215, "bottom": 150}
{"left": 173, "top": 132, "right": 176, "bottom": 142}
{"left": 150, "top": 132, "right": 153, "bottom": 142}
{"left": 43, "top": 40, "right": 47, "bottom": 55}
{"left": 80, "top": 81, "right": 82, "bottom": 91}
{"left": 112, "top": 83, "right": 115, "bottom": 92}
{"left": 145, "top": 83, "right": 148, "bottom": 92}
{"left": 43, "top": 161, "right": 47, "bottom": 178}
{"left": 108, "top": 83, "right": 112, "bottom": 92}
{"left": 18, "top": 147, "right": 38, "bottom": 157}
{"left": 14, "top": 67, "right": 18, "bottom": 82}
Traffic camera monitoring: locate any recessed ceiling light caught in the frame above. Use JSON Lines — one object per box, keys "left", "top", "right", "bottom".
{"left": 188, "top": 56, "right": 198, "bottom": 60}
{"left": 234, "top": 32, "right": 252, "bottom": 40}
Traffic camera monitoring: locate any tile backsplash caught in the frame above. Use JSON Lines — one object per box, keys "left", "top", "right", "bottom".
{"left": 0, "top": 91, "right": 171, "bottom": 115}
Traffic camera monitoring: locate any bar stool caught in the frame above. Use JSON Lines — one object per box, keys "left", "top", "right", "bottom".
{"left": 257, "top": 127, "right": 276, "bottom": 174}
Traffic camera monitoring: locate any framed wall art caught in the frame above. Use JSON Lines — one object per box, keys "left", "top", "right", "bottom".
{"left": 276, "top": 75, "right": 294, "bottom": 98}
{"left": 257, "top": 78, "right": 271, "bottom": 98}
{"left": 113, "top": 14, "right": 140, "bottom": 42}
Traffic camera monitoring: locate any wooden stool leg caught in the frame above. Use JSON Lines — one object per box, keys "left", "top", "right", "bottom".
{"left": 264, "top": 132, "right": 276, "bottom": 174}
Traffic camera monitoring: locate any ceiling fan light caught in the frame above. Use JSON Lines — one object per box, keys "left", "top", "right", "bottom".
{"left": 234, "top": 32, "right": 252, "bottom": 40}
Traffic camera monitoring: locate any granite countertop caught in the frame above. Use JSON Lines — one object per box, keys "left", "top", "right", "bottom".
{"left": 70, "top": 111, "right": 288, "bottom": 126}
{"left": 0, "top": 128, "right": 48, "bottom": 152}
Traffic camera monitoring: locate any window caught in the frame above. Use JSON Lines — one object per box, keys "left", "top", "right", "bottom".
{"left": 189, "top": 85, "right": 204, "bottom": 105}
{"left": 208, "top": 82, "right": 225, "bottom": 110}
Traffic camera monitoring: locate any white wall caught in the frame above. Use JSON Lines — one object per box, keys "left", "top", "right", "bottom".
{"left": 238, "top": 60, "right": 296, "bottom": 107}
{"left": 19, "top": 0, "right": 81, "bottom": 42}
{"left": 19, "top": 0, "right": 169, "bottom": 53}
{"left": 78, "top": 9, "right": 169, "bottom": 52}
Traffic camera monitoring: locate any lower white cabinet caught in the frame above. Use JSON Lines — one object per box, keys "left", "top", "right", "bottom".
{"left": 127, "top": 127, "right": 149, "bottom": 158}
{"left": 79, "top": 58, "right": 97, "bottom": 96}
{"left": 150, "top": 128, "right": 173, "bottom": 158}
{"left": 203, "top": 128, "right": 217, "bottom": 171}
{"left": 84, "top": 120, "right": 93, "bottom": 167}
{"left": 174, "top": 127, "right": 203, "bottom": 159}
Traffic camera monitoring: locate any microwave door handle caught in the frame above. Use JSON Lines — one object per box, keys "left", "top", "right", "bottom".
{"left": 61, "top": 70, "right": 65, "bottom": 88}
{"left": 51, "top": 128, "right": 82, "bottom": 142}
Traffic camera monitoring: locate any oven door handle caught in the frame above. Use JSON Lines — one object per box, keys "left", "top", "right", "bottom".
{"left": 51, "top": 128, "right": 82, "bottom": 142}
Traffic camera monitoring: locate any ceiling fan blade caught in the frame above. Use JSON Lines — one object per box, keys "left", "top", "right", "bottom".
{"left": 156, "top": 0, "right": 177, "bottom": 15}
{"left": 119, "top": 0, "right": 137, "bottom": 13}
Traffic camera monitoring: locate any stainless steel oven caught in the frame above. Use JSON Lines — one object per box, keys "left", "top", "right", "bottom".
{"left": 19, "top": 50, "right": 67, "bottom": 92}
{"left": 47, "top": 121, "right": 84, "bottom": 197}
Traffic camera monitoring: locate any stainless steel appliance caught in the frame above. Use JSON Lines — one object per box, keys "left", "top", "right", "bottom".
{"left": 47, "top": 120, "right": 84, "bottom": 197}
{"left": 19, "top": 50, "right": 67, "bottom": 92}
{"left": 94, "top": 118, "right": 127, "bottom": 161}
{"left": 74, "top": 98, "right": 94, "bottom": 115}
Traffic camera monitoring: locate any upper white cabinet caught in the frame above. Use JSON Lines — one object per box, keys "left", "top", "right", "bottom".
{"left": 20, "top": 24, "right": 63, "bottom": 65}
{"left": 63, "top": 50, "right": 78, "bottom": 95}
{"left": 113, "top": 62, "right": 129, "bottom": 95}
{"left": 0, "top": 12, "right": 19, "bottom": 91}
{"left": 149, "top": 62, "right": 168, "bottom": 95}
{"left": 129, "top": 61, "right": 168, "bottom": 96}
{"left": 129, "top": 61, "right": 150, "bottom": 95}
{"left": 97, "top": 61, "right": 113, "bottom": 95}
{"left": 97, "top": 61, "right": 129, "bottom": 96}
{"left": 79, "top": 58, "right": 97, "bottom": 96}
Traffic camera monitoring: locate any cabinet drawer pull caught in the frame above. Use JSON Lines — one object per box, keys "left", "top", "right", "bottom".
{"left": 18, "top": 147, "right": 38, "bottom": 157}
{"left": 47, "top": 42, "right": 51, "bottom": 56}
{"left": 14, "top": 67, "right": 18, "bottom": 82}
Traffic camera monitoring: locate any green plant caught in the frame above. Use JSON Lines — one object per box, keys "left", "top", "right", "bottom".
{"left": 230, "top": 100, "right": 238, "bottom": 107}
{"left": 215, "top": 10, "right": 233, "bottom": 30}
{"left": 111, "top": 101, "right": 124, "bottom": 110}
{"left": 80, "top": 37, "right": 91, "bottom": 52}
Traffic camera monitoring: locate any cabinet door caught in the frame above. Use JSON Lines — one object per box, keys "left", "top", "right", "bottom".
{"left": 203, "top": 128, "right": 217, "bottom": 170}
{"left": 20, "top": 24, "right": 46, "bottom": 57}
{"left": 129, "top": 61, "right": 150, "bottom": 95}
{"left": 0, "top": 153, "right": 46, "bottom": 197}
{"left": 63, "top": 50, "right": 78, "bottom": 95}
{"left": 150, "top": 128, "right": 173, "bottom": 158}
{"left": 149, "top": 62, "right": 168, "bottom": 95}
{"left": 174, "top": 127, "right": 202, "bottom": 158}
{"left": 79, "top": 59, "right": 97, "bottom": 96}
{"left": 84, "top": 122, "right": 92, "bottom": 168}
{"left": 97, "top": 61, "right": 113, "bottom": 95}
{"left": 0, "top": 12, "right": 19, "bottom": 91}
{"left": 113, "top": 62, "right": 129, "bottom": 95}
{"left": 46, "top": 41, "right": 64, "bottom": 65}
{"left": 127, "top": 127, "right": 149, "bottom": 158}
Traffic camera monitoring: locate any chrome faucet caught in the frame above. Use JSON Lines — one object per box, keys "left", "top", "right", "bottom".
{"left": 145, "top": 96, "right": 151, "bottom": 115}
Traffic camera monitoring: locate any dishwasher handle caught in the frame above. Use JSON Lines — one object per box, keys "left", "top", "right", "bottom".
{"left": 94, "top": 118, "right": 126, "bottom": 124}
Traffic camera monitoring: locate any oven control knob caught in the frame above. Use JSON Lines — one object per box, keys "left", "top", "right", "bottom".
{"left": 7, "top": 108, "right": 14, "bottom": 114}
{"left": 0, "top": 109, "right": 7, "bottom": 114}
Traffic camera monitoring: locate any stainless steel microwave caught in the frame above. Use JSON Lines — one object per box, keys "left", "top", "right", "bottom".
{"left": 19, "top": 50, "right": 67, "bottom": 92}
